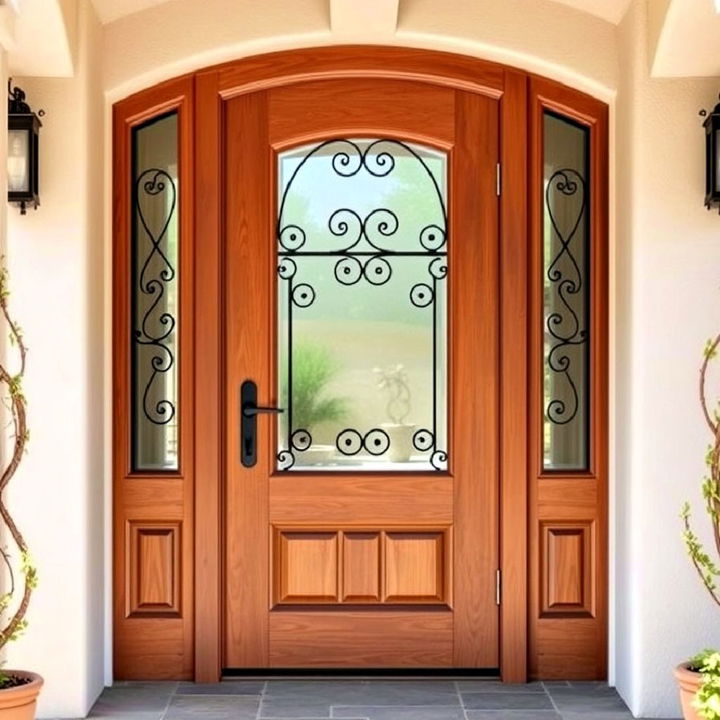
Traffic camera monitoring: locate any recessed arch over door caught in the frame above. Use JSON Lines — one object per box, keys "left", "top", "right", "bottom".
{"left": 112, "top": 46, "right": 608, "bottom": 683}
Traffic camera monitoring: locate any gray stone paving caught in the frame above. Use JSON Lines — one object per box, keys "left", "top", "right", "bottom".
{"left": 79, "top": 678, "right": 668, "bottom": 720}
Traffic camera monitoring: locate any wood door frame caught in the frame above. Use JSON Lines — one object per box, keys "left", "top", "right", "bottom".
{"left": 112, "top": 45, "right": 609, "bottom": 684}
{"left": 193, "top": 46, "right": 527, "bottom": 683}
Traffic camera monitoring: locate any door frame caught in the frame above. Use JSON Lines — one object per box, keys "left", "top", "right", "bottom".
{"left": 112, "top": 45, "right": 608, "bottom": 684}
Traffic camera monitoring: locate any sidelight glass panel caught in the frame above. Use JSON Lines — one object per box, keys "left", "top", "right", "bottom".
{"left": 276, "top": 139, "right": 448, "bottom": 472}
{"left": 543, "top": 112, "right": 590, "bottom": 471}
{"left": 131, "top": 113, "right": 179, "bottom": 471}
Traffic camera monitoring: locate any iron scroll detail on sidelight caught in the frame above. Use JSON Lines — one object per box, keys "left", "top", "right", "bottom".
{"left": 544, "top": 168, "right": 587, "bottom": 428}
{"left": 276, "top": 138, "right": 448, "bottom": 472}
{"left": 134, "top": 168, "right": 177, "bottom": 427}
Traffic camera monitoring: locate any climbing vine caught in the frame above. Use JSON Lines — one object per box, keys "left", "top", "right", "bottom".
{"left": 0, "top": 266, "right": 36, "bottom": 662}
{"left": 682, "top": 332, "right": 720, "bottom": 606}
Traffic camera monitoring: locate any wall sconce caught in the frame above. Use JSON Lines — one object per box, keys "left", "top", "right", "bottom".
{"left": 701, "top": 96, "right": 720, "bottom": 211}
{"left": 7, "top": 81, "right": 42, "bottom": 215}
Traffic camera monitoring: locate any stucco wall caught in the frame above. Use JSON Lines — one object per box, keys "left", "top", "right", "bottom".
{"left": 6, "top": 3, "right": 105, "bottom": 717}
{"left": 102, "top": 0, "right": 619, "bottom": 102}
{"left": 613, "top": 3, "right": 720, "bottom": 716}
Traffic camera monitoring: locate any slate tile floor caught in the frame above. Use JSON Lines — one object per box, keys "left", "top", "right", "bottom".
{"left": 82, "top": 678, "right": 670, "bottom": 720}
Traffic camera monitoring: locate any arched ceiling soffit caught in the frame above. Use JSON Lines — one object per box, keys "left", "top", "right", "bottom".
{"left": 99, "top": 0, "right": 625, "bottom": 102}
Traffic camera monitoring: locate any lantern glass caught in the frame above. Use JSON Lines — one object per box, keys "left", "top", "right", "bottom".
{"left": 7, "top": 128, "right": 29, "bottom": 193}
{"left": 714, "top": 127, "right": 720, "bottom": 194}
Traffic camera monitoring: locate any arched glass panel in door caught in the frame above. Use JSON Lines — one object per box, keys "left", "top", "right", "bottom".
{"left": 276, "top": 138, "right": 448, "bottom": 471}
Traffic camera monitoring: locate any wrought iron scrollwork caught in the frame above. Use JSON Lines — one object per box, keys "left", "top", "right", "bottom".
{"left": 134, "top": 168, "right": 177, "bottom": 426}
{"left": 545, "top": 168, "right": 587, "bottom": 426}
{"left": 277, "top": 138, "right": 448, "bottom": 470}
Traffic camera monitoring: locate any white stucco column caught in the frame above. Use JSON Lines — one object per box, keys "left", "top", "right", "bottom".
{"left": 4, "top": 2, "right": 105, "bottom": 718}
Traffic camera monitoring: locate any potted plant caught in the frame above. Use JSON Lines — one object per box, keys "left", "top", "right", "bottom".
{"left": 677, "top": 332, "right": 720, "bottom": 720}
{"left": 374, "top": 364, "right": 416, "bottom": 463}
{"left": 283, "top": 341, "right": 349, "bottom": 464}
{"left": 0, "top": 266, "right": 41, "bottom": 719}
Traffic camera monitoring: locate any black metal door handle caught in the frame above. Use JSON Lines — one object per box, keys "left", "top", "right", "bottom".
{"left": 241, "top": 380, "right": 284, "bottom": 467}
{"left": 242, "top": 404, "right": 284, "bottom": 418}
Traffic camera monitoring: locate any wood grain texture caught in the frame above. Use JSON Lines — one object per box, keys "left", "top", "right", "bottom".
{"left": 126, "top": 521, "right": 181, "bottom": 616}
{"left": 223, "top": 78, "right": 499, "bottom": 669}
{"left": 541, "top": 521, "right": 594, "bottom": 616}
{"left": 275, "top": 531, "right": 339, "bottom": 603}
{"left": 384, "top": 532, "right": 445, "bottom": 603}
{"left": 342, "top": 532, "right": 381, "bottom": 602}
{"left": 112, "top": 48, "right": 609, "bottom": 684}
{"left": 269, "top": 612, "right": 453, "bottom": 667}
{"left": 216, "top": 46, "right": 504, "bottom": 99}
{"left": 499, "top": 68, "right": 529, "bottom": 683}
{"left": 223, "top": 91, "right": 271, "bottom": 669}
{"left": 269, "top": 475, "right": 453, "bottom": 524}
{"left": 528, "top": 75, "right": 608, "bottom": 680}
{"left": 452, "top": 90, "right": 500, "bottom": 668}
{"left": 113, "top": 75, "right": 195, "bottom": 681}
{"left": 268, "top": 79, "right": 455, "bottom": 147}
{"left": 193, "top": 69, "right": 222, "bottom": 683}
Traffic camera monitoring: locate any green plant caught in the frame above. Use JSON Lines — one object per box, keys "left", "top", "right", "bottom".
{"left": 283, "top": 342, "right": 348, "bottom": 433}
{"left": 690, "top": 650, "right": 720, "bottom": 719}
{"left": 0, "top": 266, "right": 37, "bottom": 687}
{"left": 681, "top": 333, "right": 720, "bottom": 605}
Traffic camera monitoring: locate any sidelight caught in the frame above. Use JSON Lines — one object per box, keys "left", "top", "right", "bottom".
{"left": 131, "top": 112, "right": 179, "bottom": 471}
{"left": 542, "top": 113, "right": 590, "bottom": 471}
{"left": 276, "top": 138, "right": 448, "bottom": 472}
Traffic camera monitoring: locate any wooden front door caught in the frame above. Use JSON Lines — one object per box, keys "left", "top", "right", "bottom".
{"left": 113, "top": 47, "right": 609, "bottom": 682}
{"left": 222, "top": 79, "right": 500, "bottom": 668}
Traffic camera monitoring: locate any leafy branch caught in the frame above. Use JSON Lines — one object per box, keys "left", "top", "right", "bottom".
{"left": 0, "top": 266, "right": 36, "bottom": 655}
{"left": 682, "top": 332, "right": 720, "bottom": 607}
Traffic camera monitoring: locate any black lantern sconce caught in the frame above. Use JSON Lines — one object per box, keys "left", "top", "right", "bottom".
{"left": 701, "top": 96, "right": 720, "bottom": 211}
{"left": 7, "top": 81, "right": 43, "bottom": 215}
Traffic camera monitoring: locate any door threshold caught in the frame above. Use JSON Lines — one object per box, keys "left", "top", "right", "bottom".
{"left": 222, "top": 668, "right": 500, "bottom": 679}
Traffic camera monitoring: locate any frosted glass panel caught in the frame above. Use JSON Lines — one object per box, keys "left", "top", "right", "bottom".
{"left": 276, "top": 139, "right": 447, "bottom": 472}
{"left": 131, "top": 113, "right": 179, "bottom": 471}
{"left": 543, "top": 113, "right": 590, "bottom": 471}
{"left": 7, "top": 129, "right": 29, "bottom": 193}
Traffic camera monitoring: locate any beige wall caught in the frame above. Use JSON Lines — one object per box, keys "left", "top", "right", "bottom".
{"left": 6, "top": 3, "right": 104, "bottom": 717}
{"left": 613, "top": 3, "right": 720, "bottom": 716}
{"left": 102, "top": 0, "right": 619, "bottom": 102}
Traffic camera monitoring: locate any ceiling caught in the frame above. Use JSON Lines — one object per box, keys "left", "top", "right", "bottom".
{"left": 651, "top": 0, "right": 720, "bottom": 77}
{"left": 90, "top": 0, "right": 633, "bottom": 25}
{"left": 549, "top": 0, "right": 632, "bottom": 24}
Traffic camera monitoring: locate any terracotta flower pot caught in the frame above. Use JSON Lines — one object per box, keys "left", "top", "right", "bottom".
{"left": 0, "top": 672, "right": 43, "bottom": 720}
{"left": 675, "top": 663, "right": 702, "bottom": 720}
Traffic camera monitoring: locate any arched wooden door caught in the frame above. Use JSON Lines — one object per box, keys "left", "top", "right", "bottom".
{"left": 223, "top": 79, "right": 498, "bottom": 668}
{"left": 112, "top": 47, "right": 608, "bottom": 682}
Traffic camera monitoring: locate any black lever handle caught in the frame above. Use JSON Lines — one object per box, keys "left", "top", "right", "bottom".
{"left": 241, "top": 380, "right": 284, "bottom": 467}
{"left": 242, "top": 404, "right": 284, "bottom": 418}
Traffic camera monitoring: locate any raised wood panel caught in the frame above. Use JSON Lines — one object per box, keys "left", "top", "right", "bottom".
{"left": 126, "top": 521, "right": 181, "bottom": 617}
{"left": 269, "top": 79, "right": 455, "bottom": 146}
{"left": 269, "top": 612, "right": 453, "bottom": 667}
{"left": 272, "top": 527, "right": 450, "bottom": 606}
{"left": 276, "top": 531, "right": 339, "bottom": 603}
{"left": 342, "top": 532, "right": 381, "bottom": 602}
{"left": 384, "top": 532, "right": 445, "bottom": 602}
{"left": 540, "top": 521, "right": 593, "bottom": 617}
